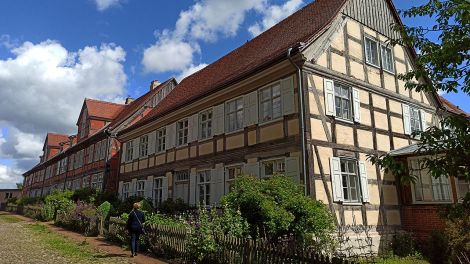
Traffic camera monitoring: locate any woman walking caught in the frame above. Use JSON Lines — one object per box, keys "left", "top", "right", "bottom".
{"left": 126, "top": 202, "right": 145, "bottom": 257}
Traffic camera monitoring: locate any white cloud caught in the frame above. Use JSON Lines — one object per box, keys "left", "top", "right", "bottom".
{"left": 0, "top": 164, "right": 22, "bottom": 185}
{"left": 248, "top": 0, "right": 304, "bottom": 37}
{"left": 94, "top": 0, "right": 123, "bottom": 11}
{"left": 0, "top": 40, "right": 127, "bottom": 187}
{"left": 142, "top": 0, "right": 304, "bottom": 76}
{"left": 177, "top": 63, "right": 208, "bottom": 81}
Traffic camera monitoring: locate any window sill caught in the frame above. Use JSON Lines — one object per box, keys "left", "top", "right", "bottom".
{"left": 342, "top": 202, "right": 364, "bottom": 206}
{"left": 334, "top": 117, "right": 354, "bottom": 125}
{"left": 259, "top": 117, "right": 284, "bottom": 127}
{"left": 383, "top": 69, "right": 395, "bottom": 75}
{"left": 365, "top": 61, "right": 381, "bottom": 70}
{"left": 175, "top": 143, "right": 189, "bottom": 150}
{"left": 198, "top": 137, "right": 213, "bottom": 144}
{"left": 225, "top": 128, "right": 244, "bottom": 136}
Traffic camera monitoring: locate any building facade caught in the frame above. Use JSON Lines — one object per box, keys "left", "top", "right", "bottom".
{"left": 22, "top": 79, "right": 177, "bottom": 197}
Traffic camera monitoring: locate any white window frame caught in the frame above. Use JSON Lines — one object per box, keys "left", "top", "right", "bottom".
{"left": 225, "top": 97, "right": 244, "bottom": 133}
{"left": 410, "top": 106, "right": 423, "bottom": 133}
{"left": 260, "top": 158, "right": 286, "bottom": 178}
{"left": 136, "top": 180, "right": 145, "bottom": 197}
{"left": 364, "top": 36, "right": 380, "bottom": 67}
{"left": 174, "top": 170, "right": 189, "bottom": 203}
{"left": 334, "top": 83, "right": 353, "bottom": 121}
{"left": 122, "top": 182, "right": 130, "bottom": 199}
{"left": 82, "top": 175, "right": 90, "bottom": 189}
{"left": 197, "top": 170, "right": 211, "bottom": 206}
{"left": 380, "top": 44, "right": 394, "bottom": 73}
{"left": 225, "top": 164, "right": 243, "bottom": 193}
{"left": 340, "top": 158, "right": 361, "bottom": 203}
{"left": 409, "top": 158, "right": 453, "bottom": 204}
{"left": 456, "top": 177, "right": 470, "bottom": 203}
{"left": 91, "top": 173, "right": 103, "bottom": 191}
{"left": 199, "top": 109, "right": 213, "bottom": 140}
{"left": 125, "top": 141, "right": 133, "bottom": 162}
{"left": 259, "top": 83, "right": 282, "bottom": 123}
{"left": 153, "top": 177, "right": 164, "bottom": 207}
{"left": 139, "top": 135, "right": 149, "bottom": 158}
{"left": 176, "top": 119, "right": 189, "bottom": 146}
{"left": 156, "top": 127, "right": 166, "bottom": 153}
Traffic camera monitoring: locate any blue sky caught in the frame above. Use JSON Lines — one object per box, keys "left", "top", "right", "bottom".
{"left": 0, "top": 0, "right": 468, "bottom": 188}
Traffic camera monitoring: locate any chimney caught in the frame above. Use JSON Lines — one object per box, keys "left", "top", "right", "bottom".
{"left": 150, "top": 80, "right": 161, "bottom": 91}
{"left": 125, "top": 96, "right": 134, "bottom": 105}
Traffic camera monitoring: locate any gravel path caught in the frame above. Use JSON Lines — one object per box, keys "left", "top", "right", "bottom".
{"left": 0, "top": 212, "right": 132, "bottom": 264}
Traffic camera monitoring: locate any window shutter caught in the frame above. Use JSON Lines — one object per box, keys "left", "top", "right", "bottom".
{"left": 213, "top": 103, "right": 225, "bottom": 135}
{"left": 285, "top": 156, "right": 300, "bottom": 183}
{"left": 188, "top": 113, "right": 199, "bottom": 142}
{"left": 329, "top": 157, "right": 343, "bottom": 202}
{"left": 352, "top": 88, "right": 361, "bottom": 122}
{"left": 89, "top": 145, "right": 94, "bottom": 163}
{"left": 148, "top": 131, "right": 156, "bottom": 155}
{"left": 189, "top": 170, "right": 196, "bottom": 206}
{"left": 243, "top": 162, "right": 259, "bottom": 178}
{"left": 281, "top": 76, "right": 295, "bottom": 115}
{"left": 420, "top": 110, "right": 427, "bottom": 131}
{"left": 130, "top": 179, "right": 137, "bottom": 196}
{"left": 132, "top": 138, "right": 139, "bottom": 160}
{"left": 210, "top": 167, "right": 225, "bottom": 205}
{"left": 402, "top": 104, "right": 411, "bottom": 135}
{"left": 243, "top": 91, "right": 258, "bottom": 127}
{"left": 162, "top": 177, "right": 168, "bottom": 202}
{"left": 166, "top": 123, "right": 176, "bottom": 150}
{"left": 324, "top": 79, "right": 336, "bottom": 116}
{"left": 145, "top": 176, "right": 153, "bottom": 199}
{"left": 358, "top": 161, "right": 369, "bottom": 203}
{"left": 121, "top": 142, "right": 126, "bottom": 162}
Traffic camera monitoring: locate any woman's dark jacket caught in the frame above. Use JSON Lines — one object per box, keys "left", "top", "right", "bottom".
{"left": 126, "top": 209, "right": 145, "bottom": 234}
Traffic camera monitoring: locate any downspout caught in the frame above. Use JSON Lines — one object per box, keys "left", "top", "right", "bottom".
{"left": 287, "top": 47, "right": 308, "bottom": 196}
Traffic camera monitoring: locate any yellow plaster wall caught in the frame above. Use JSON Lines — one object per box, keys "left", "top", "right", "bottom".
{"left": 166, "top": 151, "right": 175, "bottom": 163}
{"left": 216, "top": 139, "right": 224, "bottom": 152}
{"left": 175, "top": 148, "right": 188, "bottom": 161}
{"left": 199, "top": 142, "right": 213, "bottom": 156}
{"left": 148, "top": 157, "right": 155, "bottom": 167}
{"left": 287, "top": 119, "right": 299, "bottom": 136}
{"left": 139, "top": 159, "right": 148, "bottom": 169}
{"left": 155, "top": 154, "right": 165, "bottom": 166}
{"left": 247, "top": 130, "right": 257, "bottom": 146}
{"left": 259, "top": 122, "right": 284, "bottom": 143}
{"left": 346, "top": 19, "right": 361, "bottom": 39}
{"left": 350, "top": 60, "right": 365, "bottom": 81}
{"left": 357, "top": 129, "right": 373, "bottom": 150}
{"left": 344, "top": 209, "right": 363, "bottom": 225}
{"left": 226, "top": 133, "right": 245, "bottom": 150}
{"left": 376, "top": 133, "right": 391, "bottom": 152}
{"left": 374, "top": 112, "right": 389, "bottom": 130}
{"left": 331, "top": 53, "right": 347, "bottom": 75}
{"left": 335, "top": 124, "right": 354, "bottom": 146}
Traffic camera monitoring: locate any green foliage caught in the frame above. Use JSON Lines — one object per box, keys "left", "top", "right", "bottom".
{"left": 159, "top": 198, "right": 191, "bottom": 215}
{"left": 214, "top": 205, "right": 250, "bottom": 238}
{"left": 115, "top": 196, "right": 154, "bottom": 215}
{"left": 97, "top": 201, "right": 112, "bottom": 219}
{"left": 40, "top": 203, "right": 55, "bottom": 221}
{"left": 222, "top": 175, "right": 336, "bottom": 252}
{"left": 44, "top": 190, "right": 74, "bottom": 220}
{"left": 392, "top": 0, "right": 470, "bottom": 96}
{"left": 187, "top": 207, "right": 217, "bottom": 263}
{"left": 392, "top": 232, "right": 416, "bottom": 257}
{"left": 16, "top": 196, "right": 43, "bottom": 206}
{"left": 145, "top": 213, "right": 186, "bottom": 228}
{"left": 71, "top": 188, "right": 96, "bottom": 203}
{"left": 424, "top": 231, "right": 451, "bottom": 264}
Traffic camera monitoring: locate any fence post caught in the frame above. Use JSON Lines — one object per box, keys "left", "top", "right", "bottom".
{"left": 243, "top": 239, "right": 254, "bottom": 264}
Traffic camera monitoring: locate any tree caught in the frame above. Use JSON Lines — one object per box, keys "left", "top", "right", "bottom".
{"left": 369, "top": 0, "right": 470, "bottom": 182}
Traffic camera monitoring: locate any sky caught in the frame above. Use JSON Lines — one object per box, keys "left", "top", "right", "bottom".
{"left": 0, "top": 0, "right": 468, "bottom": 189}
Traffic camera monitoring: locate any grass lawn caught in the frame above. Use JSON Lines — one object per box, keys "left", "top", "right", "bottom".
{"left": 361, "top": 255, "right": 430, "bottom": 264}
{"left": 26, "top": 223, "right": 127, "bottom": 263}
{"left": 0, "top": 213, "right": 24, "bottom": 223}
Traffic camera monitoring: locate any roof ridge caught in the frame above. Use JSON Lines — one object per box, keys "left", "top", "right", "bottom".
{"left": 85, "top": 98, "right": 125, "bottom": 106}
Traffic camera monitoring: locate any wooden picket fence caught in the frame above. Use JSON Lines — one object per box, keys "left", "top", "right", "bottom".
{"left": 109, "top": 217, "right": 355, "bottom": 264}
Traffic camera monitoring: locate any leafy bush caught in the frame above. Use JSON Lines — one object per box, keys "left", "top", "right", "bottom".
{"left": 16, "top": 196, "right": 43, "bottom": 206}
{"left": 187, "top": 207, "right": 217, "bottom": 263}
{"left": 221, "top": 175, "right": 336, "bottom": 252}
{"left": 115, "top": 196, "right": 154, "bottom": 215}
{"left": 44, "top": 190, "right": 74, "bottom": 220}
{"left": 159, "top": 198, "right": 191, "bottom": 215}
{"left": 145, "top": 213, "right": 187, "bottom": 228}
{"left": 97, "top": 201, "right": 112, "bottom": 219}
{"left": 424, "top": 231, "right": 450, "bottom": 264}
{"left": 214, "top": 205, "right": 249, "bottom": 238}
{"left": 40, "top": 203, "right": 55, "bottom": 221}
{"left": 392, "top": 232, "right": 416, "bottom": 257}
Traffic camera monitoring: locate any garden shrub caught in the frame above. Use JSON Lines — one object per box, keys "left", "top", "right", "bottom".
{"left": 221, "top": 175, "right": 337, "bottom": 252}
{"left": 391, "top": 231, "right": 415, "bottom": 257}
{"left": 424, "top": 230, "right": 450, "bottom": 264}
{"left": 115, "top": 196, "right": 154, "bottom": 215}
{"left": 16, "top": 196, "right": 43, "bottom": 206}
{"left": 187, "top": 207, "right": 218, "bottom": 263}
{"left": 159, "top": 198, "right": 191, "bottom": 215}
{"left": 44, "top": 190, "right": 74, "bottom": 220}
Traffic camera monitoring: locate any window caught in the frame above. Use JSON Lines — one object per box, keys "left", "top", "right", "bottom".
{"left": 456, "top": 178, "right": 470, "bottom": 202}
{"left": 72, "top": 179, "right": 81, "bottom": 190}
{"left": 340, "top": 159, "right": 360, "bottom": 203}
{"left": 381, "top": 45, "right": 394, "bottom": 73}
{"left": 94, "top": 141, "right": 101, "bottom": 162}
{"left": 198, "top": 170, "right": 211, "bottom": 206}
{"left": 82, "top": 175, "right": 90, "bottom": 188}
{"left": 177, "top": 119, "right": 189, "bottom": 146}
{"left": 91, "top": 173, "right": 103, "bottom": 190}
{"left": 365, "top": 37, "right": 379, "bottom": 66}
{"left": 153, "top": 177, "right": 164, "bottom": 207}
{"left": 410, "top": 107, "right": 422, "bottom": 133}
{"left": 409, "top": 159, "right": 451, "bottom": 203}
{"left": 261, "top": 159, "right": 285, "bottom": 178}
{"left": 122, "top": 183, "right": 130, "bottom": 199}
{"left": 226, "top": 98, "right": 244, "bottom": 132}
{"left": 139, "top": 135, "right": 149, "bottom": 157}
{"left": 136, "top": 180, "right": 145, "bottom": 197}
{"left": 226, "top": 165, "right": 242, "bottom": 192}
{"left": 199, "top": 110, "right": 213, "bottom": 140}
{"left": 334, "top": 83, "right": 352, "bottom": 120}
{"left": 88, "top": 145, "right": 94, "bottom": 163}
{"left": 174, "top": 170, "right": 189, "bottom": 203}
{"left": 125, "top": 141, "right": 133, "bottom": 162}
{"left": 156, "top": 128, "right": 166, "bottom": 152}
{"left": 100, "top": 140, "right": 107, "bottom": 160}
{"left": 259, "top": 83, "right": 282, "bottom": 122}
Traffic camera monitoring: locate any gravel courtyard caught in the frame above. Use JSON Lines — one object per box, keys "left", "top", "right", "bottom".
{"left": 0, "top": 212, "right": 132, "bottom": 264}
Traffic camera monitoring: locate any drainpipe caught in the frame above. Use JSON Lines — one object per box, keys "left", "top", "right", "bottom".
{"left": 287, "top": 46, "right": 308, "bottom": 196}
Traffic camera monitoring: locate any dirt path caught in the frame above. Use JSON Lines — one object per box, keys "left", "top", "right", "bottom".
{"left": 0, "top": 212, "right": 167, "bottom": 264}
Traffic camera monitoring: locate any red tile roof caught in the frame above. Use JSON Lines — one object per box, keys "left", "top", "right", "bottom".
{"left": 109, "top": 78, "right": 177, "bottom": 130}
{"left": 46, "top": 133, "right": 70, "bottom": 147}
{"left": 132, "top": 0, "right": 347, "bottom": 129}
{"left": 85, "top": 99, "right": 126, "bottom": 121}
{"left": 439, "top": 96, "right": 470, "bottom": 117}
